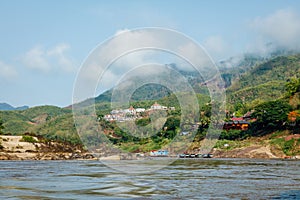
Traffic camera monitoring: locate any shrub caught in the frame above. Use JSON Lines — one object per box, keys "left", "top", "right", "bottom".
{"left": 21, "top": 135, "right": 37, "bottom": 143}
{"left": 0, "top": 118, "right": 4, "bottom": 135}
{"left": 283, "top": 139, "right": 294, "bottom": 155}
{"left": 220, "top": 129, "right": 248, "bottom": 140}
{"left": 250, "top": 100, "right": 292, "bottom": 136}
{"left": 270, "top": 138, "right": 296, "bottom": 155}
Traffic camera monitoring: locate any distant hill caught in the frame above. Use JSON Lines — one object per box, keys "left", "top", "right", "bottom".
{"left": 0, "top": 105, "right": 71, "bottom": 135}
{"left": 0, "top": 103, "right": 29, "bottom": 111}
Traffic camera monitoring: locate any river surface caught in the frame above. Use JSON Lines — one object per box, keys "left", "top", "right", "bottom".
{"left": 0, "top": 158, "right": 299, "bottom": 199}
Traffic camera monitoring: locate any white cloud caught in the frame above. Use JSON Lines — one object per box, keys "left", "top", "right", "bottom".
{"left": 203, "top": 36, "right": 229, "bottom": 60}
{"left": 0, "top": 61, "right": 18, "bottom": 80}
{"left": 74, "top": 28, "right": 217, "bottom": 103}
{"left": 21, "top": 43, "right": 76, "bottom": 73}
{"left": 21, "top": 46, "right": 50, "bottom": 72}
{"left": 47, "top": 43, "right": 75, "bottom": 72}
{"left": 79, "top": 29, "right": 166, "bottom": 85}
{"left": 250, "top": 8, "right": 300, "bottom": 52}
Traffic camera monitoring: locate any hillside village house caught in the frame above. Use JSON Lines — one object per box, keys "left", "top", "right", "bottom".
{"left": 151, "top": 102, "right": 167, "bottom": 110}
{"left": 104, "top": 102, "right": 175, "bottom": 122}
{"left": 223, "top": 111, "right": 255, "bottom": 131}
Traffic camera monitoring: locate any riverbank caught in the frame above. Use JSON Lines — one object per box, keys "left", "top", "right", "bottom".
{"left": 0, "top": 135, "right": 95, "bottom": 160}
{"left": 212, "top": 145, "right": 299, "bottom": 159}
{"left": 1, "top": 134, "right": 299, "bottom": 160}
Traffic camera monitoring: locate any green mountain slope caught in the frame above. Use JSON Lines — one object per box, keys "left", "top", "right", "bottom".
{"left": 227, "top": 54, "right": 300, "bottom": 112}
{"left": 0, "top": 105, "right": 70, "bottom": 135}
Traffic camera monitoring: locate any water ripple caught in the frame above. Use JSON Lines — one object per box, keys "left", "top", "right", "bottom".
{"left": 0, "top": 159, "right": 299, "bottom": 199}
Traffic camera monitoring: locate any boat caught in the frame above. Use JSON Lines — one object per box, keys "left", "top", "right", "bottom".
{"left": 202, "top": 153, "right": 213, "bottom": 158}
{"left": 150, "top": 150, "right": 169, "bottom": 157}
{"left": 178, "top": 153, "right": 213, "bottom": 158}
{"left": 179, "top": 154, "right": 186, "bottom": 158}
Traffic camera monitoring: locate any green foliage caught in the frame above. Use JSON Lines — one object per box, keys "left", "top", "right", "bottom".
{"left": 95, "top": 90, "right": 113, "bottom": 103}
{"left": 0, "top": 105, "right": 70, "bottom": 135}
{"left": 95, "top": 102, "right": 111, "bottom": 117}
{"left": 249, "top": 100, "right": 291, "bottom": 136}
{"left": 0, "top": 110, "right": 33, "bottom": 135}
{"left": 227, "top": 54, "right": 300, "bottom": 112}
{"left": 220, "top": 129, "right": 248, "bottom": 140}
{"left": 3, "top": 120, "right": 33, "bottom": 135}
{"left": 136, "top": 118, "right": 151, "bottom": 126}
{"left": 228, "top": 81, "right": 286, "bottom": 112}
{"left": 270, "top": 137, "right": 298, "bottom": 156}
{"left": 164, "top": 116, "right": 180, "bottom": 131}
{"left": 269, "top": 131, "right": 286, "bottom": 139}
{"left": 238, "top": 55, "right": 300, "bottom": 89}
{"left": 21, "top": 105, "right": 68, "bottom": 120}
{"left": 139, "top": 140, "right": 161, "bottom": 152}
{"left": 0, "top": 118, "right": 4, "bottom": 134}
{"left": 120, "top": 142, "right": 140, "bottom": 153}
{"left": 286, "top": 77, "right": 300, "bottom": 96}
{"left": 0, "top": 110, "right": 31, "bottom": 123}
{"left": 131, "top": 84, "right": 171, "bottom": 101}
{"left": 283, "top": 139, "right": 294, "bottom": 155}
{"left": 33, "top": 113, "right": 81, "bottom": 145}
{"left": 21, "top": 135, "right": 37, "bottom": 143}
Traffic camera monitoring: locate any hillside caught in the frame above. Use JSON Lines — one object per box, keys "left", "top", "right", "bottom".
{"left": 0, "top": 53, "right": 300, "bottom": 158}
{"left": 226, "top": 54, "right": 300, "bottom": 112}
{"left": 229, "top": 54, "right": 300, "bottom": 91}
{"left": 219, "top": 54, "right": 268, "bottom": 88}
{"left": 95, "top": 84, "right": 173, "bottom": 103}
{"left": 0, "top": 105, "right": 72, "bottom": 137}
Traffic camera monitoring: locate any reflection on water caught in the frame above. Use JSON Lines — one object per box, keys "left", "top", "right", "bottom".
{"left": 0, "top": 159, "right": 299, "bottom": 199}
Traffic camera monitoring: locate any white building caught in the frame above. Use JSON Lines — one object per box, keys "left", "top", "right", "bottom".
{"left": 150, "top": 102, "right": 167, "bottom": 110}
{"left": 136, "top": 108, "right": 145, "bottom": 113}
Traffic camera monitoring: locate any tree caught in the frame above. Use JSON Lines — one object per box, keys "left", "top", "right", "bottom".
{"left": 0, "top": 119, "right": 4, "bottom": 135}
{"left": 287, "top": 111, "right": 300, "bottom": 122}
{"left": 250, "top": 100, "right": 292, "bottom": 135}
{"left": 286, "top": 77, "right": 300, "bottom": 96}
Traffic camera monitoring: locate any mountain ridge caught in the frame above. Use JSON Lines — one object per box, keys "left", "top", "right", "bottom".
{"left": 0, "top": 103, "right": 29, "bottom": 111}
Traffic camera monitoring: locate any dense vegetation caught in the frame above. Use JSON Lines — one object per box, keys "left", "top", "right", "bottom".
{"left": 1, "top": 53, "right": 300, "bottom": 155}
{"left": 227, "top": 54, "right": 300, "bottom": 113}
{"left": 0, "top": 118, "right": 4, "bottom": 135}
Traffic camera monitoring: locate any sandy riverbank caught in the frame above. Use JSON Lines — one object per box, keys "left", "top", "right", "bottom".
{"left": 0, "top": 135, "right": 95, "bottom": 160}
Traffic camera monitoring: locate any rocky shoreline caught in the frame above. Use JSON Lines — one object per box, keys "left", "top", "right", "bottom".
{"left": 0, "top": 152, "right": 95, "bottom": 160}
{"left": 0, "top": 135, "right": 96, "bottom": 160}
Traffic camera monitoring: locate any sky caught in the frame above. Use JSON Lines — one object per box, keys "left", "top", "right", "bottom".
{"left": 1, "top": 0, "right": 300, "bottom": 107}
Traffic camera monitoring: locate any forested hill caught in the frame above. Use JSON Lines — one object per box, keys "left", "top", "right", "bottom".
{"left": 95, "top": 84, "right": 172, "bottom": 104}
{"left": 0, "top": 53, "right": 299, "bottom": 151}
{"left": 226, "top": 54, "right": 300, "bottom": 113}
{"left": 229, "top": 54, "right": 300, "bottom": 91}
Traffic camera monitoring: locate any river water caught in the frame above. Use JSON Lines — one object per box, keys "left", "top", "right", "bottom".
{"left": 0, "top": 159, "right": 299, "bottom": 199}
